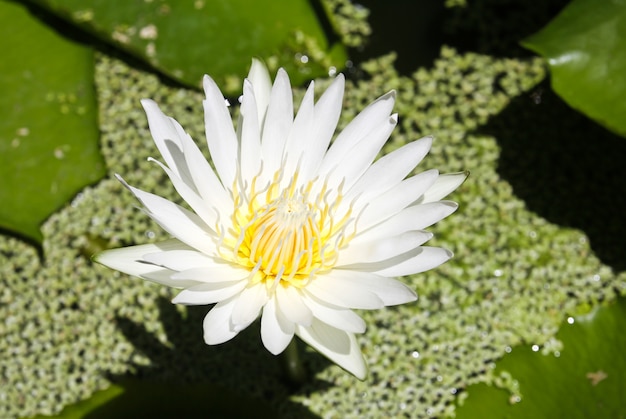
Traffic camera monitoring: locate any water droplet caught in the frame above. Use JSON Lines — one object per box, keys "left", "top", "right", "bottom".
{"left": 531, "top": 344, "right": 539, "bottom": 352}
{"left": 139, "top": 24, "right": 158, "bottom": 40}
{"left": 54, "top": 147, "right": 65, "bottom": 159}
{"left": 567, "top": 317, "right": 575, "bottom": 324}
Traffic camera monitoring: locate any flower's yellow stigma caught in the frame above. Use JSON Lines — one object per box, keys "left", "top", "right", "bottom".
{"left": 222, "top": 170, "right": 355, "bottom": 289}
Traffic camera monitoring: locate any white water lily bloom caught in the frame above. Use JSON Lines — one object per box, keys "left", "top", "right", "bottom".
{"left": 95, "top": 60, "right": 466, "bottom": 379}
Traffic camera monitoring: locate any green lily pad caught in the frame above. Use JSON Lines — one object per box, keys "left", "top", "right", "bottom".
{"left": 0, "top": 0, "right": 105, "bottom": 244}
{"left": 456, "top": 298, "right": 626, "bottom": 418}
{"left": 26, "top": 380, "right": 277, "bottom": 419}
{"left": 26, "top": 0, "right": 347, "bottom": 92}
{"left": 522, "top": 0, "right": 626, "bottom": 137}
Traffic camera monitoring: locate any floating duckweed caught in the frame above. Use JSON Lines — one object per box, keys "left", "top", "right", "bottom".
{"left": 322, "top": 0, "right": 371, "bottom": 47}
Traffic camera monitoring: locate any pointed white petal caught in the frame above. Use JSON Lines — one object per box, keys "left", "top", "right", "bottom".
{"left": 261, "top": 69, "right": 293, "bottom": 179}
{"left": 261, "top": 296, "right": 294, "bottom": 355}
{"left": 180, "top": 128, "right": 232, "bottom": 216}
{"left": 275, "top": 285, "right": 313, "bottom": 326}
{"left": 94, "top": 239, "right": 189, "bottom": 277}
{"left": 142, "top": 249, "right": 219, "bottom": 271}
{"left": 147, "top": 158, "right": 218, "bottom": 229}
{"left": 170, "top": 265, "right": 252, "bottom": 282}
{"left": 230, "top": 283, "right": 269, "bottom": 330}
{"left": 326, "top": 113, "right": 398, "bottom": 191}
{"left": 140, "top": 99, "right": 188, "bottom": 182}
{"left": 354, "top": 201, "right": 458, "bottom": 244}
{"left": 320, "top": 270, "right": 417, "bottom": 306}
{"left": 357, "top": 169, "right": 439, "bottom": 231}
{"left": 347, "top": 136, "right": 433, "bottom": 202}
{"left": 302, "top": 293, "right": 366, "bottom": 333}
{"left": 239, "top": 80, "right": 262, "bottom": 182}
{"left": 416, "top": 171, "right": 469, "bottom": 203}
{"left": 295, "top": 319, "right": 367, "bottom": 380}
{"left": 318, "top": 91, "right": 395, "bottom": 175}
{"left": 372, "top": 246, "right": 453, "bottom": 277}
{"left": 299, "top": 74, "right": 345, "bottom": 180}
{"left": 172, "top": 280, "right": 247, "bottom": 305}
{"left": 203, "top": 75, "right": 238, "bottom": 188}
{"left": 203, "top": 296, "right": 239, "bottom": 345}
{"left": 305, "top": 271, "right": 384, "bottom": 309}
{"left": 336, "top": 230, "right": 433, "bottom": 267}
{"left": 140, "top": 269, "right": 201, "bottom": 288}
{"left": 247, "top": 58, "right": 272, "bottom": 125}
{"left": 116, "top": 176, "right": 217, "bottom": 255}
{"left": 283, "top": 81, "right": 315, "bottom": 182}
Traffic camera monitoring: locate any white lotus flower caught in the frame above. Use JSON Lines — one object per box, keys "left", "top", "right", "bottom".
{"left": 95, "top": 59, "right": 466, "bottom": 379}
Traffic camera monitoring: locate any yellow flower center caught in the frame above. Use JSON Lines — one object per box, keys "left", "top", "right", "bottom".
{"left": 219, "top": 171, "right": 355, "bottom": 289}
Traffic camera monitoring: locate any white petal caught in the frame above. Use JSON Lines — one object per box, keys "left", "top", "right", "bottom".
{"left": 180, "top": 128, "right": 232, "bottom": 217}
{"left": 295, "top": 319, "right": 367, "bottom": 380}
{"left": 416, "top": 171, "right": 469, "bottom": 203}
{"left": 116, "top": 175, "right": 216, "bottom": 255}
{"left": 239, "top": 80, "right": 262, "bottom": 182}
{"left": 261, "top": 69, "right": 293, "bottom": 180}
{"left": 326, "top": 113, "right": 398, "bottom": 191}
{"left": 170, "top": 265, "right": 252, "bottom": 282}
{"left": 302, "top": 293, "right": 366, "bottom": 333}
{"left": 203, "top": 75, "right": 238, "bottom": 189}
{"left": 247, "top": 58, "right": 272, "bottom": 125}
{"left": 172, "top": 280, "right": 247, "bottom": 305}
{"left": 147, "top": 158, "right": 219, "bottom": 229}
{"left": 317, "top": 269, "right": 417, "bottom": 306}
{"left": 299, "top": 74, "right": 345, "bottom": 180}
{"left": 336, "top": 230, "right": 433, "bottom": 267}
{"left": 305, "top": 271, "right": 384, "bottom": 309}
{"left": 230, "top": 283, "right": 269, "bottom": 330}
{"left": 261, "top": 297, "right": 294, "bottom": 355}
{"left": 275, "top": 285, "right": 313, "bottom": 326}
{"left": 141, "top": 268, "right": 202, "bottom": 288}
{"left": 347, "top": 136, "right": 433, "bottom": 202}
{"left": 142, "top": 249, "right": 219, "bottom": 271}
{"left": 319, "top": 91, "right": 396, "bottom": 175}
{"left": 283, "top": 81, "right": 315, "bottom": 183}
{"left": 94, "top": 239, "right": 190, "bottom": 277}
{"left": 140, "top": 99, "right": 189, "bottom": 183}
{"left": 373, "top": 246, "right": 453, "bottom": 277}
{"left": 356, "top": 169, "right": 439, "bottom": 231}
{"left": 203, "top": 296, "right": 239, "bottom": 345}
{"left": 354, "top": 201, "right": 458, "bottom": 246}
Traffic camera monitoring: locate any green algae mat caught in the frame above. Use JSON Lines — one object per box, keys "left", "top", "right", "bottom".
{"left": 3, "top": 0, "right": 626, "bottom": 418}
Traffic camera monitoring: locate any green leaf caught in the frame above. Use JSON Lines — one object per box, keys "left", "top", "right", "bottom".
{"left": 26, "top": 380, "right": 277, "bottom": 419}
{"left": 522, "top": 0, "right": 626, "bottom": 137}
{"left": 456, "top": 298, "right": 626, "bottom": 418}
{"left": 26, "top": 0, "right": 348, "bottom": 93}
{"left": 0, "top": 0, "right": 105, "bottom": 244}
